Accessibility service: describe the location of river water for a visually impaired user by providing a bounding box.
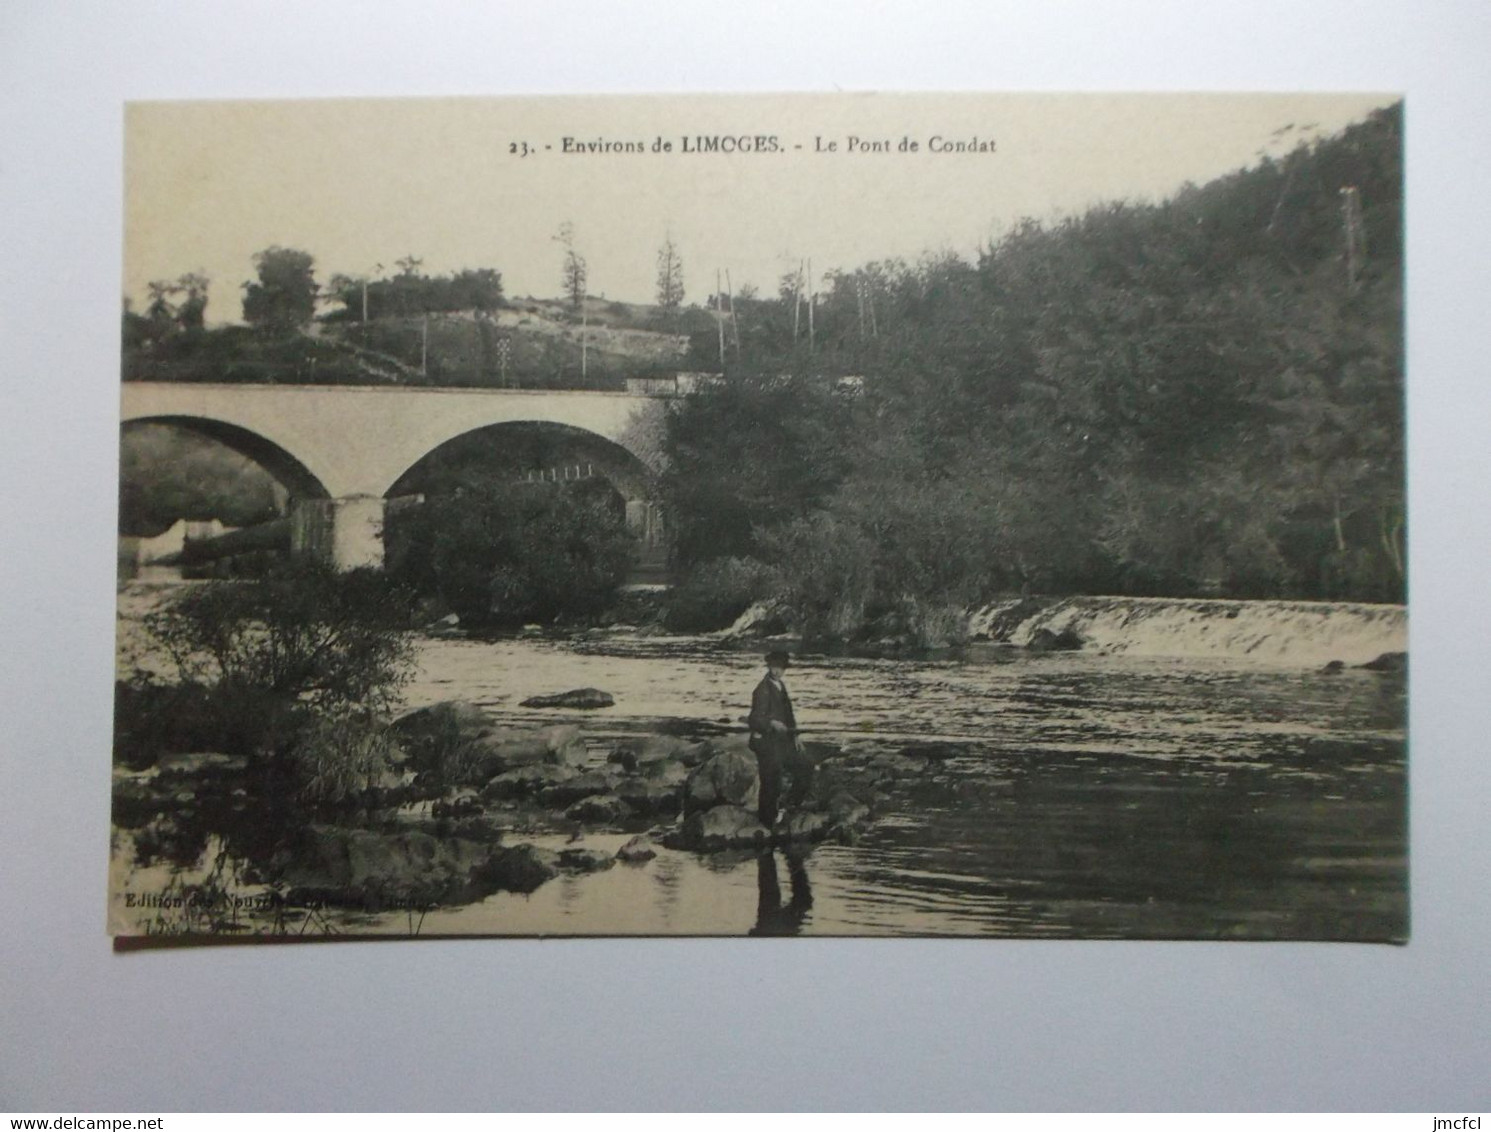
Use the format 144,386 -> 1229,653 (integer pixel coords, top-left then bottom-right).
381,631 -> 1406,940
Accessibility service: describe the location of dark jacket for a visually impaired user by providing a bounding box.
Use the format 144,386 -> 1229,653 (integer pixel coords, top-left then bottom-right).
748,674 -> 797,757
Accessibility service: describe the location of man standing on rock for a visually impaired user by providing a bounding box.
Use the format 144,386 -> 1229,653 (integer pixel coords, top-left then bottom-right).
748,649 -> 813,827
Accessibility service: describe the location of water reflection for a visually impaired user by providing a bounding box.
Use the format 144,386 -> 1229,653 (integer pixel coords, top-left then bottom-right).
749,849 -> 814,936
113,628 -> 1407,940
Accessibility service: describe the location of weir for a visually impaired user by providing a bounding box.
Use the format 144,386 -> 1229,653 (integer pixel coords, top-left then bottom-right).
968,595 -> 1407,667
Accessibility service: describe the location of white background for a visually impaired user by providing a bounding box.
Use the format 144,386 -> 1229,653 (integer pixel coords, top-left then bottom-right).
2,0 -> 1488,1112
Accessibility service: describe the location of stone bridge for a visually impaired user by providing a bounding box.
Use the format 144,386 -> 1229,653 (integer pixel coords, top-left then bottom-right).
120,382 -> 668,569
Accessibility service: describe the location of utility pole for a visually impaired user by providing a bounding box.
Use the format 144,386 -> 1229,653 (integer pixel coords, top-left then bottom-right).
792,260 -> 802,344
361,263 -> 383,324
581,293 -> 589,382
421,312 -> 429,377
806,257 -> 815,352
1340,186 -> 1365,293
725,268 -> 741,359
715,268 -> 726,367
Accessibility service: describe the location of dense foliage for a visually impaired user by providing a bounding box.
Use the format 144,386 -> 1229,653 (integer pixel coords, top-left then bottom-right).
125,567 -> 419,806
145,565 -> 418,715
242,247 -> 319,332
324,264 -> 504,322
663,105 -> 1404,626
387,481 -> 635,627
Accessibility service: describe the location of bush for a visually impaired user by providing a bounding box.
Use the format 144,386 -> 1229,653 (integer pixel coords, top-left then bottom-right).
757,514 -> 879,642
113,679 -> 296,767
662,557 -> 777,632
391,702 -> 492,789
392,485 -> 633,627
288,712 -> 405,806
144,564 -> 418,716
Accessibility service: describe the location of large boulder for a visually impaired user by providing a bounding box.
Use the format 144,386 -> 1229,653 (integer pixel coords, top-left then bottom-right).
280,825 -> 497,907
1359,651 -> 1407,673
538,770 -> 618,809
556,847 -> 615,873
482,725 -> 585,771
616,834 -> 658,863
609,734 -> 707,772
482,763 -> 578,801
474,844 -> 561,894
698,733 -> 755,760
521,687 -> 615,710
777,811 -> 831,842
683,748 -> 759,815
826,790 -> 871,829
615,767 -> 687,816
564,792 -> 631,824
393,701 -> 493,750
393,702 -> 586,782
1027,626 -> 1083,652
668,804 -> 770,851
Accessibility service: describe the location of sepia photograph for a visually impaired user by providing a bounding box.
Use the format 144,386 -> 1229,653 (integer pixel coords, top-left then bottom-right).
110,92 -> 1406,942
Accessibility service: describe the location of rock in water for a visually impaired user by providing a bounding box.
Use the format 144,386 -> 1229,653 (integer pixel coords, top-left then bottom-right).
482,763 -> 578,801
564,793 -> 631,824
538,771 -> 617,808
1027,627 -> 1083,652
683,749 -> 759,815
616,835 -> 657,863
281,825 -> 499,906
615,762 -> 689,816
556,847 -> 615,873
668,804 -> 770,851
521,688 -> 615,709
1359,651 -> 1407,673
474,844 -> 561,894
611,734 -> 706,770
778,811 -> 831,842
827,790 -> 870,829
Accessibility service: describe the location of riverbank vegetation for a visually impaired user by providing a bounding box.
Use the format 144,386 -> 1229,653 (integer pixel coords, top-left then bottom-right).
386,479 -> 635,629
660,105 -> 1403,640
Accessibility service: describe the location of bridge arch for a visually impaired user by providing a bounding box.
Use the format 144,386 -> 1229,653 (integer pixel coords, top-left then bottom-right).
386,419 -> 657,501
120,382 -> 669,569
122,415 -> 331,502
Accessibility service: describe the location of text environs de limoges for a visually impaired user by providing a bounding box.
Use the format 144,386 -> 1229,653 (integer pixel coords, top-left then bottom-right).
557,134 -> 997,155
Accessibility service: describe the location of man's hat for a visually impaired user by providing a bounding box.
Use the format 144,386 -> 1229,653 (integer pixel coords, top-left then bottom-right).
765,649 -> 791,668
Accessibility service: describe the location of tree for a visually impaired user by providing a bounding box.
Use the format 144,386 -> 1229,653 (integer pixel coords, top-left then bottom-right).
145,565 -> 417,716
176,272 -> 209,331
555,223 -> 587,309
241,247 -> 318,332
660,372 -> 856,567
392,483 -> 634,626
656,236 -> 685,311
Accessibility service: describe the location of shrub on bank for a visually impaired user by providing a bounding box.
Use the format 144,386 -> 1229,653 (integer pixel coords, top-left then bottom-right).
757,514 -> 879,643
287,711 -> 406,807
144,564 -> 417,716
662,557 -> 777,633
392,486 -> 634,628
122,566 -> 418,815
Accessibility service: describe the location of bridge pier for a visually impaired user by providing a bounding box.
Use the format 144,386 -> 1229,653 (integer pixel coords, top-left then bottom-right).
290,495 -> 386,570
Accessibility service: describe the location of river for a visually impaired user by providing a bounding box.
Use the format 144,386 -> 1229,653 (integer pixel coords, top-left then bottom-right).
110,592 -> 1408,941
389,630 -> 1406,940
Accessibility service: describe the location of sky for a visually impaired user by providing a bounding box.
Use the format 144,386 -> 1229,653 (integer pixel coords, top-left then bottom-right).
125,92 -> 1396,315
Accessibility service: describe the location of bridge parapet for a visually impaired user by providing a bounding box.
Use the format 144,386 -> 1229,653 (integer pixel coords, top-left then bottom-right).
121,381 -> 669,569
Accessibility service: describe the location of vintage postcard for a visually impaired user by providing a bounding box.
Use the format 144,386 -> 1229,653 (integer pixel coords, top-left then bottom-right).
112,93 -> 1405,941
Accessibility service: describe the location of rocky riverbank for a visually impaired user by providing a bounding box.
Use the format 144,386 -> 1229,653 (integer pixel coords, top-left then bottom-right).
111,696 -> 879,924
